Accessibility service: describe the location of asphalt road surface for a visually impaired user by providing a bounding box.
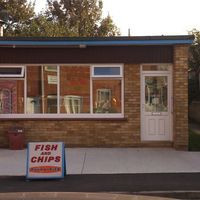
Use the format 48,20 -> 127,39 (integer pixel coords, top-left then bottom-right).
0,173 -> 200,199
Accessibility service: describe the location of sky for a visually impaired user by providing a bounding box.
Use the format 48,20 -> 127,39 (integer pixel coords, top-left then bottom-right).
34,0 -> 200,36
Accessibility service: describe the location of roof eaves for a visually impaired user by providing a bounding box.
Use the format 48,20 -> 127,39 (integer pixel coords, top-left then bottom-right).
0,38 -> 194,48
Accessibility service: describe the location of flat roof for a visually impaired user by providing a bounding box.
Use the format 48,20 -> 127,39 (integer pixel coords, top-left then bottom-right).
0,35 -> 194,48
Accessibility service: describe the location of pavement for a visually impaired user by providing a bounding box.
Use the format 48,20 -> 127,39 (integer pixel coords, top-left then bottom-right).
0,148 -> 200,175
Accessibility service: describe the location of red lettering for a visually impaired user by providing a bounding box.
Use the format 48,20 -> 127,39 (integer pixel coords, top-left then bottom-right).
44,156 -> 49,162
55,156 -> 61,162
35,145 -> 41,151
45,145 -> 51,151
31,157 -> 37,163
48,156 -> 54,162
51,144 -> 58,151
37,156 -> 44,162
34,144 -> 59,152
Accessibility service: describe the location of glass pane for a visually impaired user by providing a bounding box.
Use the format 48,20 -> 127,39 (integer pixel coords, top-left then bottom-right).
145,76 -> 168,112
143,65 -> 169,71
26,66 -> 58,113
94,67 -> 120,76
0,68 -> 22,75
0,80 -> 24,113
60,66 -> 90,114
93,80 -> 121,113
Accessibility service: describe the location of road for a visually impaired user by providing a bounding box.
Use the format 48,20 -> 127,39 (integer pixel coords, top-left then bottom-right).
0,173 -> 200,199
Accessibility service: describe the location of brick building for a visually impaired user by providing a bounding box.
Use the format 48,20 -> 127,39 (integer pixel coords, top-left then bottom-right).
0,36 -> 193,150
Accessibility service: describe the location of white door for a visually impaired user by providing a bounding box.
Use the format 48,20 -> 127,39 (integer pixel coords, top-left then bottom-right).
141,72 -> 172,141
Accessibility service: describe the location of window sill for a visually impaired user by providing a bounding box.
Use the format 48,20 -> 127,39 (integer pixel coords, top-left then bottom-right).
0,117 -> 127,121
0,113 -> 127,121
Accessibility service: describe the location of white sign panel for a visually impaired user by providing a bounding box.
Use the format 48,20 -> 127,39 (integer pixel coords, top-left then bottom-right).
48,75 -> 57,84
26,142 -> 65,179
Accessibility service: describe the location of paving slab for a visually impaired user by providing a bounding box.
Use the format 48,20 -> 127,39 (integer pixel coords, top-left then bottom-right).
82,148 -> 200,174
0,148 -> 200,176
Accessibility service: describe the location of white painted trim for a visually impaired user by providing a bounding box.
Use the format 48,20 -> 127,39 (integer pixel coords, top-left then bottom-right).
57,65 -> 60,114
90,66 -> 93,114
24,66 -> 27,114
0,63 -> 124,67
41,66 -> 45,114
140,65 -> 144,141
0,113 -> 124,119
121,64 -> 124,116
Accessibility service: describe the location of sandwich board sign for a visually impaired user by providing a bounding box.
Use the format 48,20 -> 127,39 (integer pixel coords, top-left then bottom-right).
26,142 -> 66,179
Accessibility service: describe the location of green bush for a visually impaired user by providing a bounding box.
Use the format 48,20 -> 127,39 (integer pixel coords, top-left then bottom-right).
189,130 -> 200,151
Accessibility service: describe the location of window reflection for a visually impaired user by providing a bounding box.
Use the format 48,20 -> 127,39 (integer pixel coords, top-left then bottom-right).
145,76 -> 168,112
143,65 -> 169,71
26,66 -> 58,113
93,80 -> 121,113
60,66 -> 90,114
0,80 -> 24,114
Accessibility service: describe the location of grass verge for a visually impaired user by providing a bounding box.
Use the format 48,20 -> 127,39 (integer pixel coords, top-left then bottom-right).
189,129 -> 200,151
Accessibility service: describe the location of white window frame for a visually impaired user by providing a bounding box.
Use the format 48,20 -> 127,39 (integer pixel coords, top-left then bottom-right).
0,64 -> 124,119
0,66 -> 25,78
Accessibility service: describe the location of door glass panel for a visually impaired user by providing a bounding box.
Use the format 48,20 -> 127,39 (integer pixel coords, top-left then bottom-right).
145,76 -> 168,112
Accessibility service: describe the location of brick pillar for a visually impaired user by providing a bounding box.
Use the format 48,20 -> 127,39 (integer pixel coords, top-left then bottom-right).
173,45 -> 189,150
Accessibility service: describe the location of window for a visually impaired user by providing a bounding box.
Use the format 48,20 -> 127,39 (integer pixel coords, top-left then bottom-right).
92,65 -> 122,114
0,66 -> 24,77
92,65 -> 122,77
26,66 -> 58,114
142,64 -> 170,71
0,80 -> 24,114
64,95 -> 82,114
60,66 -> 90,114
0,65 -> 123,118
